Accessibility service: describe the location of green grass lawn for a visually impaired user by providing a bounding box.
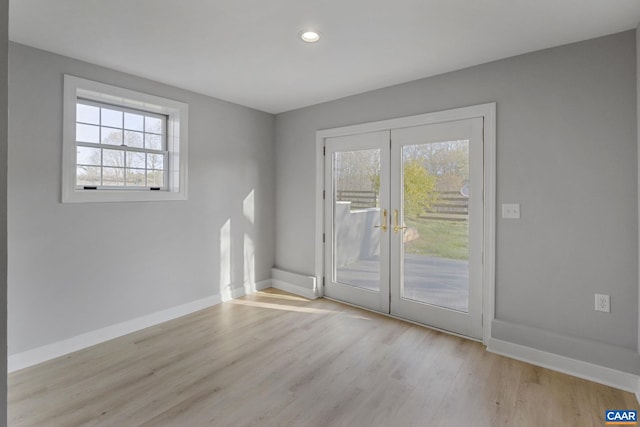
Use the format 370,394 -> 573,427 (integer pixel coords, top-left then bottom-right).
404,217 -> 469,260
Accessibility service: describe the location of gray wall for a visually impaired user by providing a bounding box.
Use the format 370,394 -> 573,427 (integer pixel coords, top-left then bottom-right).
637,23 -> 640,356
275,31 -> 638,371
0,0 -> 7,424
8,43 -> 275,355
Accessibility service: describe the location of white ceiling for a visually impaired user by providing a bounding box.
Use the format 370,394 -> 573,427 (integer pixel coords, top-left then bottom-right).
9,0 -> 640,114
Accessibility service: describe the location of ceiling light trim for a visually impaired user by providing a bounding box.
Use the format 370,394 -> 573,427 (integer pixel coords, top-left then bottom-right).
299,30 -> 321,43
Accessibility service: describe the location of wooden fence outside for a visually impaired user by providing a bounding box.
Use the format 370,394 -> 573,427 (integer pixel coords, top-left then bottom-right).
336,190 -> 378,209
420,191 -> 468,222
335,189 -> 467,221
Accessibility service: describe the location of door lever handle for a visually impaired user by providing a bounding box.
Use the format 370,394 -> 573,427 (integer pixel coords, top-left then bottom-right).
394,209 -> 407,233
374,209 -> 388,232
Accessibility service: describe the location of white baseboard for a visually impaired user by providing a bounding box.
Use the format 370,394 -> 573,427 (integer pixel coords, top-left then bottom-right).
9,294 -> 222,373
487,337 -> 640,394
221,279 -> 272,301
256,279 -> 271,291
9,279 -> 275,373
271,279 -> 317,300
271,268 -> 317,299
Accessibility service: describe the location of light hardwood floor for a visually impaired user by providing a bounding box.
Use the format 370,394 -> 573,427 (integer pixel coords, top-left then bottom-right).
9,288 -> 640,426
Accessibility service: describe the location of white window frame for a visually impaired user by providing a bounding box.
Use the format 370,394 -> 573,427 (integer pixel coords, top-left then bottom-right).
75,99 -> 169,190
62,74 -> 189,202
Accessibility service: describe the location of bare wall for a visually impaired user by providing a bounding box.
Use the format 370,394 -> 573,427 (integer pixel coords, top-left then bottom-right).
275,31 -> 638,372
637,23 -> 640,357
8,43 -> 275,355
0,0 -> 8,424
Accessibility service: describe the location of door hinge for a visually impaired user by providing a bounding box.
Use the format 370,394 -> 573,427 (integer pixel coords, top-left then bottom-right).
323,233 -> 325,243
322,277 -> 325,287
323,190 -> 325,200
323,146 -> 326,156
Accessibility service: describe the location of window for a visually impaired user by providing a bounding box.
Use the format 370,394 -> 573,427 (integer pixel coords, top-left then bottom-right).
63,75 -> 188,202
75,100 -> 168,189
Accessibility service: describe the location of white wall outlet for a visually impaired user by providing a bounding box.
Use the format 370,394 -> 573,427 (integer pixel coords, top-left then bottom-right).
595,294 -> 610,313
501,203 -> 520,219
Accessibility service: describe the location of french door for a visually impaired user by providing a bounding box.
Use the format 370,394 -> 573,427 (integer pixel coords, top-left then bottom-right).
324,118 -> 484,339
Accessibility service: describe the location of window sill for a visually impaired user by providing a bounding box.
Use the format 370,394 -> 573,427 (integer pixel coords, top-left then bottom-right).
62,189 -> 187,203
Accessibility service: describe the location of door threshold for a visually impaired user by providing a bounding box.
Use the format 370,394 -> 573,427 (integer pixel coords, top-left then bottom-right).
323,296 -> 483,344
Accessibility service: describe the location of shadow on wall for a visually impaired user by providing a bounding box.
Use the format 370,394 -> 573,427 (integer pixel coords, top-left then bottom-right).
220,189 -> 259,301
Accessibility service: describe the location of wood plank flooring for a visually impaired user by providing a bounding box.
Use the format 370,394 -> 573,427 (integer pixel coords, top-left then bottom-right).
9,288 -> 640,426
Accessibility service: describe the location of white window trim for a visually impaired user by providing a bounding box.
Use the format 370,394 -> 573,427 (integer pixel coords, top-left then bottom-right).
62,74 -> 189,202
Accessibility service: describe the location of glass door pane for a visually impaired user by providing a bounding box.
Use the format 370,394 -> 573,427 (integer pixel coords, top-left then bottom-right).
401,140 -> 470,312
390,117 -> 483,339
333,149 -> 381,291
324,130 -> 390,314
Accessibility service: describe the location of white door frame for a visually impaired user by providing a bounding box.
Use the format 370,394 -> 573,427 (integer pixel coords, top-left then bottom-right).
315,103 -> 496,344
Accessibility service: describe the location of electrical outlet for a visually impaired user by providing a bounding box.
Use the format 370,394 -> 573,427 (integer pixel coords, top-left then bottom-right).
595,294 -> 610,313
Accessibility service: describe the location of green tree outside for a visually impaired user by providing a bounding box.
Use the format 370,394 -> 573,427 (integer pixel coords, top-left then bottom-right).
403,160 -> 438,218
370,160 -> 439,217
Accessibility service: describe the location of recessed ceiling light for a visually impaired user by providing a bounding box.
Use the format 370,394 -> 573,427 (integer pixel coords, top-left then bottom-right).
299,30 -> 320,43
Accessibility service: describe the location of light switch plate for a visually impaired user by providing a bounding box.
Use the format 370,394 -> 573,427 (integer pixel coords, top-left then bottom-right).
502,203 -> 520,219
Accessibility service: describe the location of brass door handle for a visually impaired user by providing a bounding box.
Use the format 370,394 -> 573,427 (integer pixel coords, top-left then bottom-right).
374,209 -> 388,232
394,209 -> 407,233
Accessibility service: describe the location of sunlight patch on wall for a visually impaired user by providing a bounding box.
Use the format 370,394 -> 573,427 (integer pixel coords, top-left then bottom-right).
220,218 -> 232,301
243,189 -> 254,224
243,189 -> 256,295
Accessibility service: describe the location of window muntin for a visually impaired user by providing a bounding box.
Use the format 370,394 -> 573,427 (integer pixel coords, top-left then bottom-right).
75,99 -> 168,190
